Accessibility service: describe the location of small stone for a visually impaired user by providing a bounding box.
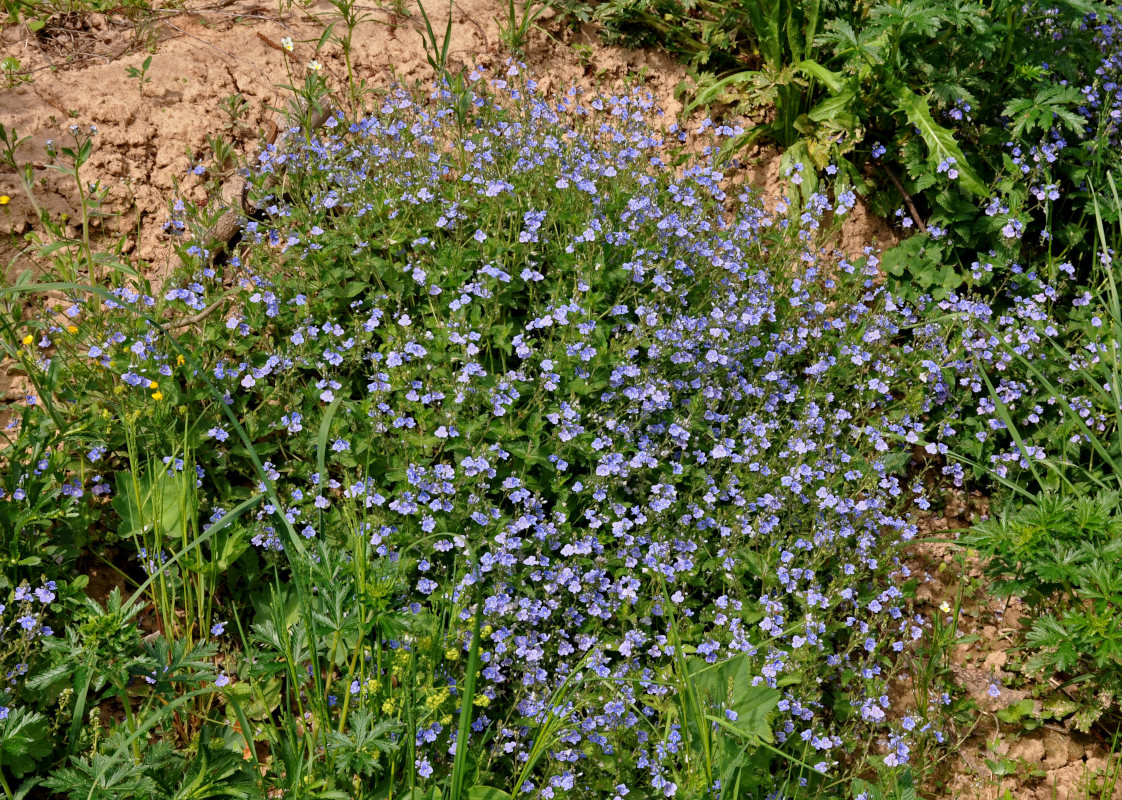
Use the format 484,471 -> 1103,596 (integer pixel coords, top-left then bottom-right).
1009,737 -> 1045,763
983,650 -> 1008,671
1042,731 -> 1073,769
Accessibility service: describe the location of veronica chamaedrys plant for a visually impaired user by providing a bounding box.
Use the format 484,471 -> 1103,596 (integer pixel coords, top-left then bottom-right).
947,173 -> 1122,497
8,61 -> 972,797
156,64 -> 949,796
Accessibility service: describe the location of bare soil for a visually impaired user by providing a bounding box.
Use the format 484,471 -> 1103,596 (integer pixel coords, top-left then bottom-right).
911,500 -> 1122,800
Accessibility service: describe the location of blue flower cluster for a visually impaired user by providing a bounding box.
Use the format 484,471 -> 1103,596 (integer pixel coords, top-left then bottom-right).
164,66 -> 951,792
9,60 -> 1117,796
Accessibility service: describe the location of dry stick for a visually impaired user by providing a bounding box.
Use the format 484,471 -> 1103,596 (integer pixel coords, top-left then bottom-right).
166,104 -> 331,333
255,30 -> 289,52
166,297 -> 228,331
200,104 -> 333,259
882,163 -> 927,235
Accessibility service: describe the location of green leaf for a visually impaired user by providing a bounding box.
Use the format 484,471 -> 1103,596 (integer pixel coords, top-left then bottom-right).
224,676 -> 283,720
996,698 -> 1036,724
111,464 -> 195,539
795,59 -> 844,94
880,236 -> 928,278
183,521 -> 249,578
315,392 -> 344,527
0,708 -> 51,778
467,789 -> 512,800
889,80 -> 986,196
689,69 -> 763,111
806,88 -> 858,127
742,0 -> 783,68
729,684 -> 781,743
1004,86 -> 1087,139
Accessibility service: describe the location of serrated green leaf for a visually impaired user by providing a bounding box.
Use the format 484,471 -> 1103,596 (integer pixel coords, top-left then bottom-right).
795,59 -> 845,93
890,80 -> 986,196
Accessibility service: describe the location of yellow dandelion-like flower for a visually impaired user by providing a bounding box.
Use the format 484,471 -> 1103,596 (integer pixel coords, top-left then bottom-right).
66,325 -> 78,334
0,196 -> 10,206
21,334 -> 32,345
148,380 -> 159,389
151,391 -> 164,401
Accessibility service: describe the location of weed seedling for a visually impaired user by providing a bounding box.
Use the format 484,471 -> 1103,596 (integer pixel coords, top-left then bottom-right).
125,55 -> 153,96
1,56 -> 30,88
319,0 -> 374,115
495,0 -> 553,54
219,92 -> 251,134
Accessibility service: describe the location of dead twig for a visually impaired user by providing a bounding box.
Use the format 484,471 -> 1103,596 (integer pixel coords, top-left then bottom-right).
881,164 -> 927,235
166,296 -> 227,330
255,30 -> 286,52
199,104 -> 332,262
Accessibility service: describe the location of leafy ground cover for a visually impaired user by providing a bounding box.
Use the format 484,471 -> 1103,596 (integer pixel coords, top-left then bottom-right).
1,0 -> 1122,798
569,0 -> 1122,301
552,1 -> 1122,785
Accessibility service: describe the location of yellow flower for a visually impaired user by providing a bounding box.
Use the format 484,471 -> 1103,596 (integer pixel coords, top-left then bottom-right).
473,694 -> 490,707
176,355 -> 185,366
151,391 -> 163,401
148,380 -> 159,389
66,325 -> 78,334
445,647 -> 460,661
426,688 -> 448,710
381,698 -> 395,714
0,196 -> 9,205
21,334 -> 32,345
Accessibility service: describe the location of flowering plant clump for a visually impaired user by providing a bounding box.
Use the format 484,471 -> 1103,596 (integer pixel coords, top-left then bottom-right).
3,61 -> 1115,798
583,0 -> 1122,310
